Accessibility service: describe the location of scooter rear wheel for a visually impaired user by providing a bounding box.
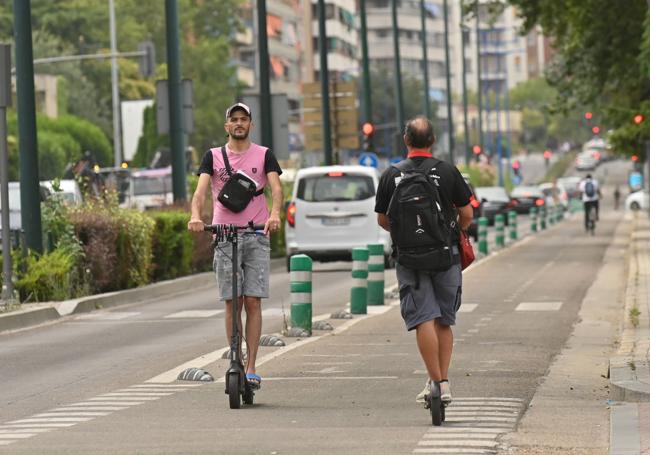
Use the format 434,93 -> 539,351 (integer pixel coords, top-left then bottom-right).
227,372 -> 241,409
429,395 -> 443,426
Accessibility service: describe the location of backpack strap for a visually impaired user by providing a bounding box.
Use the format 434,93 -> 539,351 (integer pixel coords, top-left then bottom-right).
221,146 -> 263,196
392,157 -> 440,175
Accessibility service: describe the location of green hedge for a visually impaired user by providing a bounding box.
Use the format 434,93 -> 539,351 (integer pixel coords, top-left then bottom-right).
16,249 -> 87,302
148,211 -> 194,281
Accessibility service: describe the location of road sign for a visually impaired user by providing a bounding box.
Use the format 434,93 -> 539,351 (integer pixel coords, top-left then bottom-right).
629,171 -> 643,191
359,152 -> 379,168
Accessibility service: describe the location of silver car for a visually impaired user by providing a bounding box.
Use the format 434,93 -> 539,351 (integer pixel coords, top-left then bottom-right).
284,165 -> 392,270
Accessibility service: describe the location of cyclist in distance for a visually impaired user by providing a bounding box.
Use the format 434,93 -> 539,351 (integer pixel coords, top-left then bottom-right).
188,102 -> 283,390
579,173 -> 601,232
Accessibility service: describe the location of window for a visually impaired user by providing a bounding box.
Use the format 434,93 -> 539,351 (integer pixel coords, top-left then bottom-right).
297,175 -> 375,202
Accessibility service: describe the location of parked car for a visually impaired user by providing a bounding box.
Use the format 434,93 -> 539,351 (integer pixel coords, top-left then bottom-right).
575,151 -> 597,171
539,182 -> 569,211
284,165 -> 391,270
625,190 -> 649,211
557,176 -> 581,200
474,186 -> 514,224
120,167 -> 173,211
461,173 -> 482,241
510,186 -> 546,214
42,179 -> 83,205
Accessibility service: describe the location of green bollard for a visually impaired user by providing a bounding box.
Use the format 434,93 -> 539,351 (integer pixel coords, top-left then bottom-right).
508,210 -> 517,241
478,217 -> 488,255
366,244 -> 385,306
290,254 -> 312,333
495,214 -> 505,248
530,207 -> 538,232
557,206 -> 564,223
548,206 -> 556,225
540,206 -> 547,230
350,247 -> 369,314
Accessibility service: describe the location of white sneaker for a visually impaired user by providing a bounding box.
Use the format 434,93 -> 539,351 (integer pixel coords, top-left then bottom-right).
440,380 -> 452,404
416,379 -> 431,404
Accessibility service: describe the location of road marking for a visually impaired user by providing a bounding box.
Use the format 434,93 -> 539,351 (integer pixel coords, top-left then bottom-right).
0,429 -> 53,434
34,412 -> 111,418
458,304 -> 478,313
75,311 -> 140,320
164,310 -> 223,318
468,329 -> 479,333
52,407 -> 127,412
0,434 -> 35,439
0,423 -> 77,428
303,366 -> 346,374
303,362 -> 354,365
262,376 -> 399,381
89,396 -> 161,401
9,418 -> 93,424
515,301 -> 563,311
261,308 -> 287,317
412,398 -> 525,454
99,392 -> 173,397
0,441 -> 16,445
68,401 -> 144,406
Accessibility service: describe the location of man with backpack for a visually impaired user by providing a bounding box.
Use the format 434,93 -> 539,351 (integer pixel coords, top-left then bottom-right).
374,116 -> 473,408
579,174 -> 601,231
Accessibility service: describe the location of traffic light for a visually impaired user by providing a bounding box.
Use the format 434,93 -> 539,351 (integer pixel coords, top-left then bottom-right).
632,155 -> 639,162
512,159 -> 521,176
361,122 -> 374,151
592,126 -> 600,134
472,145 -> 481,155
584,112 -> 593,120
634,114 -> 645,125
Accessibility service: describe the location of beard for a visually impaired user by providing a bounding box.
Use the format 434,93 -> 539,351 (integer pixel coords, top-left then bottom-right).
230,128 -> 249,140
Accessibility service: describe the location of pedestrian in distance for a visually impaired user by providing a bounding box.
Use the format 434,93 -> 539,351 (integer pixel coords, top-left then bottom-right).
614,185 -> 621,210
579,173 -> 601,231
374,116 -> 474,409
188,102 -> 284,390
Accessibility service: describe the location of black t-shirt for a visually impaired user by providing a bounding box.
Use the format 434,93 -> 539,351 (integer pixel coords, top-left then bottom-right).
375,157 -> 472,240
197,147 -> 283,177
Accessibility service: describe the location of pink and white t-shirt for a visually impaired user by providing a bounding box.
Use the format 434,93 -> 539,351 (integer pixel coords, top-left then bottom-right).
197,143 -> 282,226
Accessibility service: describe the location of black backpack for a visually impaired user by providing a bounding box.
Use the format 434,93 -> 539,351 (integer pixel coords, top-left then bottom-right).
386,158 -> 455,272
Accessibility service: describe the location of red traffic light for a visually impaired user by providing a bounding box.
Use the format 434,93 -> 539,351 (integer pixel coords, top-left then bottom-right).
584,112 -> 593,120
543,150 -> 552,159
632,155 -> 639,162
634,114 -> 645,125
592,126 -> 600,134
512,160 -> 521,170
362,122 -> 374,136
472,145 -> 481,155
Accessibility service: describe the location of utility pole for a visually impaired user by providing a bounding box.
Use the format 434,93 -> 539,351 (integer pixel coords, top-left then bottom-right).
419,0 -> 431,120
317,0 -> 333,165
359,0 -> 372,124
109,0 -> 122,168
443,0 -> 454,163
165,0 -> 187,201
13,0 -> 42,253
0,44 -> 13,303
391,0 -> 405,150
475,2 -> 484,155
461,25 -> 470,166
257,0 -> 273,150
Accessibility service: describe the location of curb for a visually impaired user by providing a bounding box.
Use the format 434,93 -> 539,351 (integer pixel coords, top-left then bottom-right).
0,272 -> 216,334
610,402 -> 641,454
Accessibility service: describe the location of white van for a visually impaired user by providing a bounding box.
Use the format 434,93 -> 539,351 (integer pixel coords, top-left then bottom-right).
122,167 -> 173,211
284,165 -> 392,270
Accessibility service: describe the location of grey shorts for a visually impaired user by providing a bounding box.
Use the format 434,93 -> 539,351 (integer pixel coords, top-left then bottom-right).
396,260 -> 462,330
213,233 -> 271,301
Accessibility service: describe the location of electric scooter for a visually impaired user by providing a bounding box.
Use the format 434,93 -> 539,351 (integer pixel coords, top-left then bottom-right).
204,222 -> 266,409
425,382 -> 446,426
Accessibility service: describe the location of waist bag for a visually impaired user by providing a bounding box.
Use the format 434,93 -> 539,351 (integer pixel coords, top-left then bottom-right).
217,147 -> 263,213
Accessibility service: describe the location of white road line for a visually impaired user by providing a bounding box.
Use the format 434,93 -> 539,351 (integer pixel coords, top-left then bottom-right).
467,329 -> 480,333
0,441 -> 16,445
453,397 -> 523,402
424,428 -> 504,434
89,396 -> 160,401
516,301 -> 563,311
413,449 -> 495,454
116,388 -> 190,393
0,429 -> 53,434
99,392 -> 173,397
262,376 -> 399,381
261,308 -> 286,317
34,412 -> 110,418
418,440 -> 497,447
130,384 -> 200,388
0,434 -> 36,439
0,423 -> 77,428
75,311 -> 140,320
422,433 -> 502,439
458,304 -> 478,313
442,407 -> 519,412
164,310 -> 223,319
445,416 -> 516,422
9,417 -> 93,424
69,401 -> 144,406
52,407 -> 126,412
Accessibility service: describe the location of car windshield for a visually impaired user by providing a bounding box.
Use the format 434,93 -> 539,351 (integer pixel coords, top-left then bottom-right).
132,175 -> 172,196
475,187 -> 509,202
512,187 -> 542,198
297,174 -> 375,202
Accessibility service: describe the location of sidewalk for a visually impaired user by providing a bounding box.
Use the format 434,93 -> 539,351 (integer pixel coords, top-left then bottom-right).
610,214 -> 650,454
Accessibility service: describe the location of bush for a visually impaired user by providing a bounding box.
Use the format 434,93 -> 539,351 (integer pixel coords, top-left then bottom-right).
40,115 -> 112,166
148,210 -> 194,281
16,249 -> 87,302
70,201 -> 154,293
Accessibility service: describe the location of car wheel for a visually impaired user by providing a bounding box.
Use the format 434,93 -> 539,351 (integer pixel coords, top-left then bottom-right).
631,201 -> 641,211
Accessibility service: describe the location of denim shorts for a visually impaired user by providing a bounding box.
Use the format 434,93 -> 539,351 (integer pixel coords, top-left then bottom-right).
213,233 -> 271,301
396,259 -> 462,330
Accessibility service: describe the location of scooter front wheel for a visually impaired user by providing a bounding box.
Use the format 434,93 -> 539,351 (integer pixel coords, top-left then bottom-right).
227,372 -> 241,409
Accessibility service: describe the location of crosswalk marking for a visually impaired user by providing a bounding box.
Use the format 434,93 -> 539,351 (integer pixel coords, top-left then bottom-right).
0,381 -> 206,448
458,304 -> 478,313
75,311 -> 140,320
515,301 -> 563,311
164,310 -> 223,318
412,397 -> 524,454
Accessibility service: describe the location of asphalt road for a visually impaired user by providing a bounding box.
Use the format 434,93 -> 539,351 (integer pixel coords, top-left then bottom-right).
0,160 -> 631,453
